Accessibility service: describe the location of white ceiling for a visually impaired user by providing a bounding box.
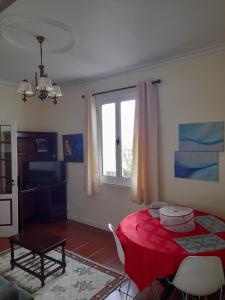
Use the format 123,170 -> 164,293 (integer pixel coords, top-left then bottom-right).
0,0 -> 225,86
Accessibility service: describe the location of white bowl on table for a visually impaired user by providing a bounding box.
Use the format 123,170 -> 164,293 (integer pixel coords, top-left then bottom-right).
159,205 -> 195,232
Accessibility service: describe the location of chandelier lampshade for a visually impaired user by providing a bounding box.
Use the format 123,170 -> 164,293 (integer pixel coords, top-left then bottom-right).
17,79 -> 34,102
48,82 -> 63,104
37,77 -> 53,91
17,79 -> 34,95
48,83 -> 62,97
18,36 -> 62,104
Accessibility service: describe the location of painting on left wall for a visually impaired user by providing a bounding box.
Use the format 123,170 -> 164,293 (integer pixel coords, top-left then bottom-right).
63,134 -> 84,162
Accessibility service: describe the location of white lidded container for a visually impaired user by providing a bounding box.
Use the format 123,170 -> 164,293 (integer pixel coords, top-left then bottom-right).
159,206 -> 195,232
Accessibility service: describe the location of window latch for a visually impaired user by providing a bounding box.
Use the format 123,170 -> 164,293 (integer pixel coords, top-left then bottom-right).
116,138 -> 120,146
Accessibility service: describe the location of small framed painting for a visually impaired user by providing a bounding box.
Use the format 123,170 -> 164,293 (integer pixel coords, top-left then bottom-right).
63,134 -> 84,162
36,138 -> 48,152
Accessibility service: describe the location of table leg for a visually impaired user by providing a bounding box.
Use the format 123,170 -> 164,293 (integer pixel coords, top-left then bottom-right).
62,242 -> 66,273
9,240 -> 15,270
40,255 -> 45,287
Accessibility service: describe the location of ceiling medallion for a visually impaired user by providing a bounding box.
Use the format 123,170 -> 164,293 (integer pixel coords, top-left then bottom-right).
17,35 -> 62,105
0,14 -> 77,53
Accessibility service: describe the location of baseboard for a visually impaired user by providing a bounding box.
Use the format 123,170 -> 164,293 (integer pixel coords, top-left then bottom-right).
67,214 -> 109,231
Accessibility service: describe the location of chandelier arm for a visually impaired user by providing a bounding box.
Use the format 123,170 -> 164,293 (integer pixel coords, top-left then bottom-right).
53,97 -> 57,105
35,72 -> 38,90
22,94 -> 27,102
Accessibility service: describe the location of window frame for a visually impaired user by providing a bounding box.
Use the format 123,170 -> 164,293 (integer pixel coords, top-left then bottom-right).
96,88 -> 136,186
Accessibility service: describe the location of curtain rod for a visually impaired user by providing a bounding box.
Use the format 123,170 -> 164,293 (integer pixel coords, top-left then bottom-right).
81,79 -> 161,99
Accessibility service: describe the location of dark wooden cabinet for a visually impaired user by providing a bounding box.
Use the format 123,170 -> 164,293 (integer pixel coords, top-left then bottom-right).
17,131 -> 67,230
19,182 -> 67,229
17,131 -> 57,188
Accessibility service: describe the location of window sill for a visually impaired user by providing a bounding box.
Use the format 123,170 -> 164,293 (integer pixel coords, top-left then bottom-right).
101,181 -> 131,190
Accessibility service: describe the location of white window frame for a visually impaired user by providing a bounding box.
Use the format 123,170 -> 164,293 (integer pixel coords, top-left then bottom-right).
96,88 -> 136,186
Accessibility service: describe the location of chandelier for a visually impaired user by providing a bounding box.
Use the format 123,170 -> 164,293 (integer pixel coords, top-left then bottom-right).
17,36 -> 62,105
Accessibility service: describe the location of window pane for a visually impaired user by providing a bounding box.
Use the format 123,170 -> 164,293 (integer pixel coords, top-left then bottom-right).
0,125 -> 12,193
121,100 -> 135,178
102,103 -> 116,177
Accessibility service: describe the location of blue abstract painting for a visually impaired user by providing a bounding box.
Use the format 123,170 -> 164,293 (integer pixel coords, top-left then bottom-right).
179,122 -> 224,152
175,151 -> 218,181
63,134 -> 84,162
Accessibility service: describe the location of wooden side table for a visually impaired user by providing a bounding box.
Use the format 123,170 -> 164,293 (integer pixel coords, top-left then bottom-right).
9,231 -> 67,287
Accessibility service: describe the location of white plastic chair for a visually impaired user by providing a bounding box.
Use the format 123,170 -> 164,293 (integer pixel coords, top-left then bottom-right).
172,256 -> 224,299
108,223 -> 125,265
149,201 -> 169,209
108,223 -> 131,298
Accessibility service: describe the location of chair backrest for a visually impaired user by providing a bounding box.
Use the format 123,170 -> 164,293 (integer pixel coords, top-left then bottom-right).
172,256 -> 225,296
149,201 -> 169,209
108,223 -> 125,265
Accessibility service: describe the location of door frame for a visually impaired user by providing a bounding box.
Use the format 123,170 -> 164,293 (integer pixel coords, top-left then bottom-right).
0,121 -> 18,237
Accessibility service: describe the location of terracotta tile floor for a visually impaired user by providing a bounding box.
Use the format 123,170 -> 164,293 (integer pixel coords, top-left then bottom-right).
0,220 -> 223,300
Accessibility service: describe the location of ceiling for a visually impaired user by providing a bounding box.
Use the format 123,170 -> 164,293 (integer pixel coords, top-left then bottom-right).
0,0 -> 225,86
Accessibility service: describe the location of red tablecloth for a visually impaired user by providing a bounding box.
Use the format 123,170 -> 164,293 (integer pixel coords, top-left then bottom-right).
117,209 -> 225,291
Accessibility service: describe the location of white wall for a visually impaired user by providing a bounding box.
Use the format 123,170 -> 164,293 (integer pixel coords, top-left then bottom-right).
34,51 -> 225,228
0,84 -> 48,131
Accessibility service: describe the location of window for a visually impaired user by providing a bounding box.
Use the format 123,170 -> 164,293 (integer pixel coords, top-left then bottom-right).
96,89 -> 136,185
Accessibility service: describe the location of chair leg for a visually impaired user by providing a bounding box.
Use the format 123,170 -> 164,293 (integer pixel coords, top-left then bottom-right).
220,286 -> 223,300
106,273 -> 130,298
118,275 -> 133,297
126,279 -> 131,299
118,276 -> 129,292
180,291 -> 189,300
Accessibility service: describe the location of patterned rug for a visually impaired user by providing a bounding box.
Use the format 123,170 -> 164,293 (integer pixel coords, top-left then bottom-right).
0,248 -> 125,300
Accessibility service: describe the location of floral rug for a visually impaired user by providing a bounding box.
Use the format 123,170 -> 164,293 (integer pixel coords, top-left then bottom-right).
0,248 -> 125,300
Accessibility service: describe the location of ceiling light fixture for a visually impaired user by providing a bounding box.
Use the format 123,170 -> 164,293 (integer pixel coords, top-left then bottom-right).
17,36 -> 62,105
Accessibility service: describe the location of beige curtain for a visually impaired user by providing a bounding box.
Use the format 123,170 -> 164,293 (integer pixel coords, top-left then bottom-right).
131,81 -> 159,205
84,93 -> 101,195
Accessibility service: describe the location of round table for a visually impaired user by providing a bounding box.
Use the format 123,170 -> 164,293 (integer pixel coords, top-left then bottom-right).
117,209 -> 225,292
